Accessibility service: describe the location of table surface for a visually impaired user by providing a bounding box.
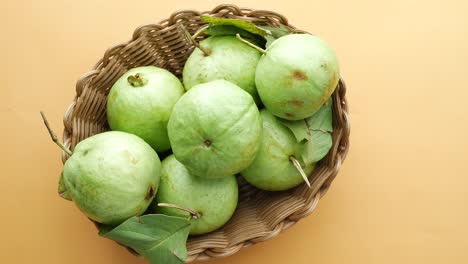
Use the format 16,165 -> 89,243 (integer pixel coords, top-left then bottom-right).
2,0 -> 468,263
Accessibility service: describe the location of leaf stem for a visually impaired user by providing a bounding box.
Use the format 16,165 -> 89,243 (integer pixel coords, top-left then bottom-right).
158,203 -> 201,220
236,34 -> 267,54
40,111 -> 73,156
192,24 -> 209,39
180,24 -> 210,56
289,156 -> 311,188
254,25 -> 272,35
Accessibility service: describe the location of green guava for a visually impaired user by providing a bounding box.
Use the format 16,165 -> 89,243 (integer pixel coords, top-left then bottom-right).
154,155 -> 238,235
241,110 -> 315,191
183,36 -> 262,104
167,79 -> 262,179
107,66 -> 185,153
255,34 -> 340,120
62,131 -> 161,225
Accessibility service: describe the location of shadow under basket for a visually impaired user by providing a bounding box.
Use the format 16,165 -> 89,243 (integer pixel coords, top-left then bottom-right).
61,4 -> 350,263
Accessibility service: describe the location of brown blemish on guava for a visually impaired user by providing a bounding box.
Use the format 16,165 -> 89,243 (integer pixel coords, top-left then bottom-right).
288,99 -> 304,106
292,70 -> 308,81
145,185 -> 155,200
285,112 -> 294,118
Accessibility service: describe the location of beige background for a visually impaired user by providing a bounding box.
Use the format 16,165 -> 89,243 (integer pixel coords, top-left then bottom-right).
2,0 -> 468,263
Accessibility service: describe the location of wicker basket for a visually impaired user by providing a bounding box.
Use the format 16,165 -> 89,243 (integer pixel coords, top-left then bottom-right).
61,4 -> 350,262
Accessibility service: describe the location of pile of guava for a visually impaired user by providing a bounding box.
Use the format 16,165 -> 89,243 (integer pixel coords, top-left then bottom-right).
44,16 -> 340,264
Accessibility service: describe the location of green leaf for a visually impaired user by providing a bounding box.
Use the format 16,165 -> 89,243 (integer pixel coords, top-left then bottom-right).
257,25 -> 292,48
200,16 -> 292,49
306,99 -> 333,132
58,173 -> 71,201
279,99 -> 333,143
201,16 -> 269,36
258,25 -> 291,38
299,100 -> 334,163
280,119 -> 310,142
204,25 -> 257,38
204,25 -> 266,46
100,214 -> 191,264
278,100 -> 334,163
263,35 -> 276,48
300,130 -> 333,164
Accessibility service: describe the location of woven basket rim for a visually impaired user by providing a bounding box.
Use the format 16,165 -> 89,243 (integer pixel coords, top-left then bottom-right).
61,4 -> 350,262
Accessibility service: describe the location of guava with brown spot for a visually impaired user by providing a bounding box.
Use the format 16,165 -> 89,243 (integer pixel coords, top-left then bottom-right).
62,131 -> 161,225
168,79 -> 262,179
255,34 -> 340,120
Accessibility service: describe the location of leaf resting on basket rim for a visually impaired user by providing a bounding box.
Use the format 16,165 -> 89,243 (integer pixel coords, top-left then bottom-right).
99,214 -> 191,264
200,16 -> 292,48
201,16 -> 270,36
203,25 -> 266,46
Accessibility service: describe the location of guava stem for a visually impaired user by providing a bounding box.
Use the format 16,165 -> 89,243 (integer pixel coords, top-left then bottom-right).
40,111 -> 73,156
179,24 -> 210,56
158,203 -> 202,220
289,156 -> 311,188
127,73 -> 147,87
236,34 -> 267,54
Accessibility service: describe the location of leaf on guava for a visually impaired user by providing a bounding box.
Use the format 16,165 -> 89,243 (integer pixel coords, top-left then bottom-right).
204,25 -> 266,46
58,173 -> 71,201
258,24 -> 291,38
279,100 -> 334,163
257,25 -> 291,48
100,214 -> 191,264
279,100 -> 333,143
263,35 -> 276,48
300,130 -> 333,164
200,16 -> 292,49
299,100 -> 334,163
306,99 -> 333,132
280,119 -> 310,142
201,16 -> 269,36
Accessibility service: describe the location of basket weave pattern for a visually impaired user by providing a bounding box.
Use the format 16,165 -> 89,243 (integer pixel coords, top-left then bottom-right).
61,4 -> 350,262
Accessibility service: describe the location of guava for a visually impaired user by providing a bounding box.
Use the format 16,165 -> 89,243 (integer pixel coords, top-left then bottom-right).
62,131 -> 161,225
107,66 -> 185,153
255,34 -> 340,120
167,79 -> 262,179
241,110 -> 315,191
154,155 -> 238,235
183,36 -> 262,104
